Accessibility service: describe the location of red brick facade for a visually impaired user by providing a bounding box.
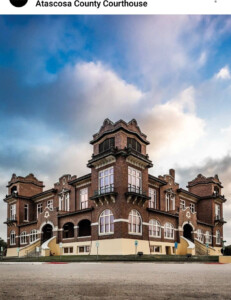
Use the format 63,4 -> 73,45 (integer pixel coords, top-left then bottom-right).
4,119 -> 226,254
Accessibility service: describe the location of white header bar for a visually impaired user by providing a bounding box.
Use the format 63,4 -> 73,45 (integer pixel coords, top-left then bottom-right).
1,0 -> 231,15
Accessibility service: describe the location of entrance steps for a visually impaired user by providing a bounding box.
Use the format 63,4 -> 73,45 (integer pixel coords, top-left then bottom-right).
41,236 -> 59,256
194,239 -> 218,256
19,239 -> 41,257
176,236 -> 195,256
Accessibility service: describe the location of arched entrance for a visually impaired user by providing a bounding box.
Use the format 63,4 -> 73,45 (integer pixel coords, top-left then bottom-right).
42,224 -> 53,243
78,219 -> 91,237
183,224 -> 193,241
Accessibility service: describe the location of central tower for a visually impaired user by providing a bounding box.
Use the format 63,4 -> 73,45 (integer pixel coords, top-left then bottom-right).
88,119 -> 153,241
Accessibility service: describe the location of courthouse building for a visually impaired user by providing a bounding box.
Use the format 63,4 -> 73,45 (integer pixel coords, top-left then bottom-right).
4,119 -> 226,256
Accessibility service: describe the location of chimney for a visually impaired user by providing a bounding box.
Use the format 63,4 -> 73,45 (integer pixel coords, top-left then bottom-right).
169,169 -> 175,180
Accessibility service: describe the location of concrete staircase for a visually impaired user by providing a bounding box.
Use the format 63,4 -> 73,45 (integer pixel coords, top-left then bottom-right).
176,236 -> 195,256
19,239 -> 41,257
194,239 -> 218,256
41,236 -> 59,256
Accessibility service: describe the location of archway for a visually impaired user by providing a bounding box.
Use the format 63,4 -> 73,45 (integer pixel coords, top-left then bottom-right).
42,224 -> 53,243
78,219 -> 91,237
63,222 -> 74,239
183,224 -> 193,241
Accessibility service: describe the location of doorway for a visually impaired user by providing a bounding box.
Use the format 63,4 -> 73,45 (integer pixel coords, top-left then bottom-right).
183,224 -> 193,241
42,224 -> 53,243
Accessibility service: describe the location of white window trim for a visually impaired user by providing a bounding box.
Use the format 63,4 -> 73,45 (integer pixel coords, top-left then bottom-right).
24,204 -> 29,222
98,209 -> 114,235
149,219 -> 161,238
216,230 -> 221,244
149,188 -> 157,209
20,232 -> 27,245
164,223 -> 174,240
47,199 -> 53,211
30,230 -> 38,243
80,187 -> 88,210
37,203 -> 43,219
190,203 -> 195,213
128,209 -> 142,235
180,199 -> 186,210
98,166 -> 114,193
128,166 -> 142,193
10,231 -> 16,245
10,204 -> 16,220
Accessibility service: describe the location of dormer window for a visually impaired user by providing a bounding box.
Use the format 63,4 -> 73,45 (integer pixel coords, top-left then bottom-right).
99,138 -> 115,153
214,186 -> 220,196
127,138 -> 141,153
11,186 -> 17,195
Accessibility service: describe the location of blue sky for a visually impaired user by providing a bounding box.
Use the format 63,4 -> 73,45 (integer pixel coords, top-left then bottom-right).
1,15 -> 231,243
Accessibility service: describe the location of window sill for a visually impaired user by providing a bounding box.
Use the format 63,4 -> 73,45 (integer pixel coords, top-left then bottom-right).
149,235 -> 161,238
164,237 -> 174,240
98,232 -> 114,236
128,232 -> 142,236
78,236 -> 91,238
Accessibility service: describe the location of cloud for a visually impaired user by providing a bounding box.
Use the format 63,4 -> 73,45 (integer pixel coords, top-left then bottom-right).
215,66 -> 231,80
141,87 -> 205,159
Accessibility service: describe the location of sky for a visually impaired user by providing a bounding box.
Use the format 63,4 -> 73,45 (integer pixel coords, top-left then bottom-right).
0,15 -> 231,244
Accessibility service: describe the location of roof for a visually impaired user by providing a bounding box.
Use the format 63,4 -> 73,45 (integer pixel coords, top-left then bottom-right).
90,119 -> 150,145
148,174 -> 167,186
68,173 -> 91,185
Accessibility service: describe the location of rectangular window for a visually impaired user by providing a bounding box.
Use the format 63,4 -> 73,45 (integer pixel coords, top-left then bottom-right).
80,188 -> 88,209
24,204 -> 29,221
180,200 -> 185,210
127,138 -> 141,153
10,204 -> 16,220
78,246 -> 90,253
63,247 -> 73,254
149,188 -> 157,209
128,167 -> 142,193
47,200 -> 53,211
215,204 -> 220,219
99,167 -> 114,194
150,246 -> 161,253
59,195 -> 63,210
190,203 -> 195,213
37,203 -> 43,218
65,194 -> 70,211
165,193 -> 175,211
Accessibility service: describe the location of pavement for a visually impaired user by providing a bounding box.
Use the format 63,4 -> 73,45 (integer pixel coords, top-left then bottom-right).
0,262 -> 230,299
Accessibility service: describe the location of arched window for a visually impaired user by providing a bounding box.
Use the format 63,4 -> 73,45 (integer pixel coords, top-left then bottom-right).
99,138 -> 115,153
30,229 -> 38,243
205,231 -> 212,244
11,186 -> 17,195
214,186 -> 220,196
164,223 -> 174,239
78,219 -> 91,237
197,229 -> 204,242
216,230 -> 221,244
99,209 -> 114,234
128,210 -> 142,234
10,231 -> 16,245
149,219 -> 161,237
63,222 -> 74,238
20,231 -> 27,245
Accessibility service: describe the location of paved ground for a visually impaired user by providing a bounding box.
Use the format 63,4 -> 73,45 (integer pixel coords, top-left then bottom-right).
0,262 -> 231,299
